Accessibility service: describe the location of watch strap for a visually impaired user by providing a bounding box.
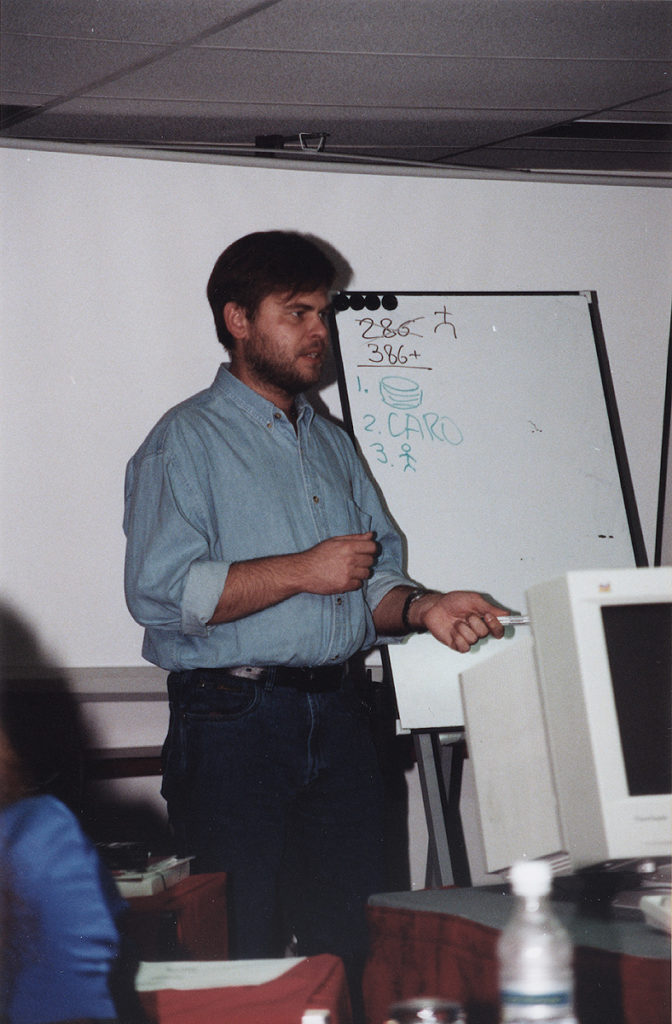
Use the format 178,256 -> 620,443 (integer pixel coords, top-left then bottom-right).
401,588 -> 430,634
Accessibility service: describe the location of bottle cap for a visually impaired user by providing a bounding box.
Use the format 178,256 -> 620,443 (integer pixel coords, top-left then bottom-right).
386,998 -> 465,1023
509,859 -> 552,897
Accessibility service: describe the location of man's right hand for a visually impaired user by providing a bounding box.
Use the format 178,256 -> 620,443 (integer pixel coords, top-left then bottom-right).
207,532 -> 377,625
299,532 -> 378,595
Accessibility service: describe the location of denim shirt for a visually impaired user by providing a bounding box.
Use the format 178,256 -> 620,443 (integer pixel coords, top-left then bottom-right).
124,366 -> 413,671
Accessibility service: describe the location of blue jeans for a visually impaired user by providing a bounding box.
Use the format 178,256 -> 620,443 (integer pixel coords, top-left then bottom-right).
162,668 -> 386,972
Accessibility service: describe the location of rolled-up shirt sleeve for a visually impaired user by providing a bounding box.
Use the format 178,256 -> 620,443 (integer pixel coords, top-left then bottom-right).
124,446 -> 229,638
364,505 -> 410,615
181,559 -> 231,635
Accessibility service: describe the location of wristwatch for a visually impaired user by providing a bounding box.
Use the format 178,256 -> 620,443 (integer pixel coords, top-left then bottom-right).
401,588 -> 430,634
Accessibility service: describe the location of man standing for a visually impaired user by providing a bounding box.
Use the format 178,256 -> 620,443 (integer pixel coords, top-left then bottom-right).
124,231 -> 506,1008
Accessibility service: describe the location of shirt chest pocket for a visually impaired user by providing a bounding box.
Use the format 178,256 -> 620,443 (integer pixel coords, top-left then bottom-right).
310,495 -> 372,538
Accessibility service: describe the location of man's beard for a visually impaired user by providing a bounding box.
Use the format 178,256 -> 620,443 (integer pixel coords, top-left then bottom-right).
245,327 -> 323,396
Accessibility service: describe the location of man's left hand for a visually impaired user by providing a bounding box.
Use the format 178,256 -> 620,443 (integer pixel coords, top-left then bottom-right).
411,591 -> 508,652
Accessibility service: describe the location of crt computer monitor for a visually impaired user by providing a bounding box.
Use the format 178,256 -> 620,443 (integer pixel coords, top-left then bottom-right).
459,567 -> 671,876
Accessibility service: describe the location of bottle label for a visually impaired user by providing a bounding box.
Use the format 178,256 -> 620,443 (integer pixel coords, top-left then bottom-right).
501,989 -> 572,1010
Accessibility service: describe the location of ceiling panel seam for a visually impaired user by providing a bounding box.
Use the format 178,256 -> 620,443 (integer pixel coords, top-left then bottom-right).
0,0 -> 287,131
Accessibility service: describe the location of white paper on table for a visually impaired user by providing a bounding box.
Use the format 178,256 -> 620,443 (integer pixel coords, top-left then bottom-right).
135,957 -> 305,991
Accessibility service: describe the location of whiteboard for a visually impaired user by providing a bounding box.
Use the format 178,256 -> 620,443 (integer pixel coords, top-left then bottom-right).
332,291 -> 641,729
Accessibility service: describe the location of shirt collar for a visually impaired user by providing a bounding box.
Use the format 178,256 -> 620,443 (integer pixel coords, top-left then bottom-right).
212,364 -> 315,429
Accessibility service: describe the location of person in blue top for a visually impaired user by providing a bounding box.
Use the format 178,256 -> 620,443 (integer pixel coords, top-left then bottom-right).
0,705 -> 127,1024
123,231 -> 506,1015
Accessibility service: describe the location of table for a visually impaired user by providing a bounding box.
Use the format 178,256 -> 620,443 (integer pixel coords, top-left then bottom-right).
125,873 -> 229,960
136,954 -> 352,1024
363,886 -> 670,1024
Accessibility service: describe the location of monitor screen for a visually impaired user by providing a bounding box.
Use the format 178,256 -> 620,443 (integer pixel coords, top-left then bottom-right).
601,602 -> 672,797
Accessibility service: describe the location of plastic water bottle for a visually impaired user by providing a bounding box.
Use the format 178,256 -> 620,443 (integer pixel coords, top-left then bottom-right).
498,860 -> 578,1023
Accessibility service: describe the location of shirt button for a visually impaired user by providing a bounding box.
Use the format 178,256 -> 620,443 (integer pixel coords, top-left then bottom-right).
313,495 -> 320,504
336,597 -> 343,605
274,412 -> 282,420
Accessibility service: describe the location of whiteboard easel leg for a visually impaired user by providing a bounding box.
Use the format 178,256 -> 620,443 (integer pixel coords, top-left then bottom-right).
413,731 -> 471,889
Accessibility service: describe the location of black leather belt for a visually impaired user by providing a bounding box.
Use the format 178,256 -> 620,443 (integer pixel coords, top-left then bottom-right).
226,662 -> 347,693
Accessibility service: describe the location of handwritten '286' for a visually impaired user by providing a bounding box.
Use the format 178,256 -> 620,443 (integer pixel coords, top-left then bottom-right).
357,310 -> 458,339
358,317 -> 424,339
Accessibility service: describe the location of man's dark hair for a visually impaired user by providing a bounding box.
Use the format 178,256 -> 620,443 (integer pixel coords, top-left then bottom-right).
207,230 -> 336,352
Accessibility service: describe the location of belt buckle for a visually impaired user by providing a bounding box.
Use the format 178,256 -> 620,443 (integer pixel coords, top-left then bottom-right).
299,663 -> 344,692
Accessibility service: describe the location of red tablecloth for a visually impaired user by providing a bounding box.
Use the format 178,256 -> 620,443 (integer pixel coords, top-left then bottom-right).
125,873 -> 228,960
138,954 -> 352,1024
363,899 -> 671,1024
